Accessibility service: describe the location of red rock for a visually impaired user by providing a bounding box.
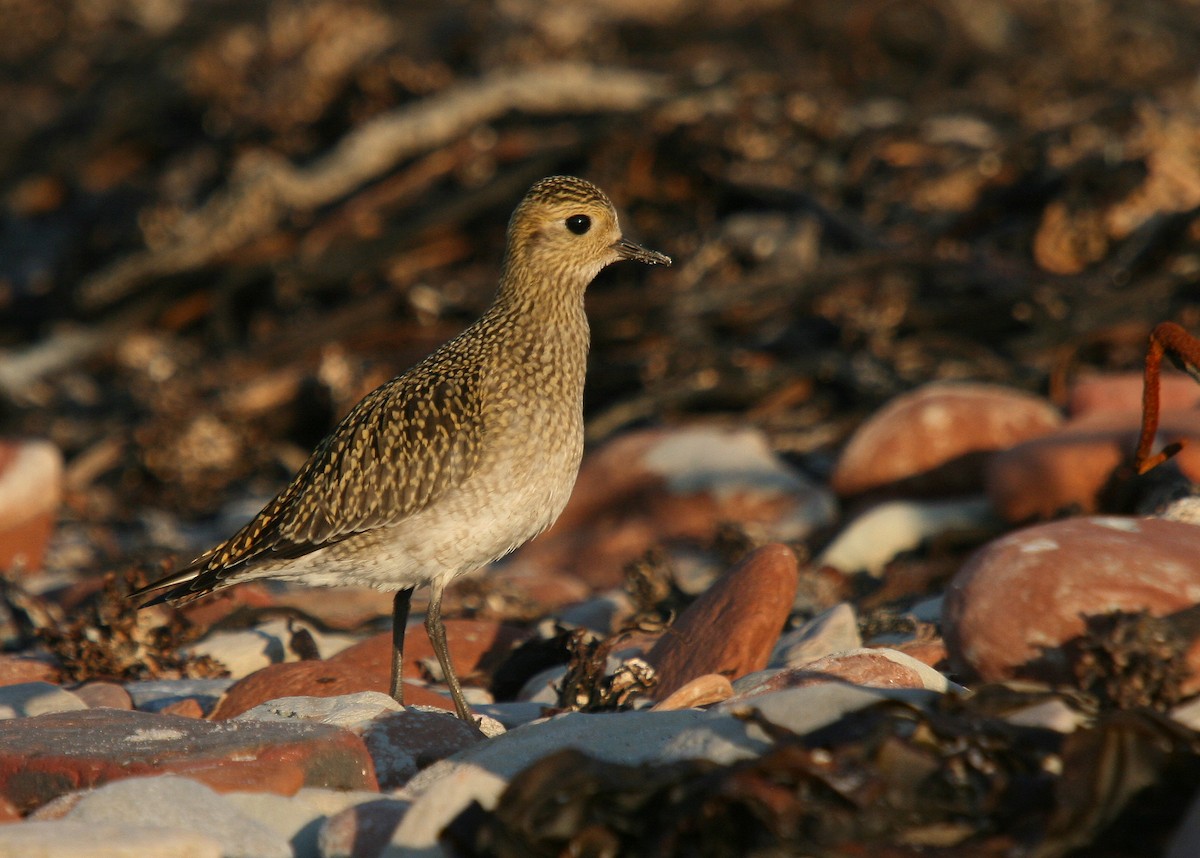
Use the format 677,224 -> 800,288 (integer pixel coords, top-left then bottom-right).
0,655 -> 59,688
944,516 -> 1200,688
330,618 -> 526,686
646,544 -> 798,701
728,648 -> 948,702
1068,371 -> 1200,418
891,638 -> 949,670
507,426 -> 832,590
0,440 -> 63,574
178,583 -> 277,629
70,682 -> 132,710
160,698 -> 204,718
210,659 -> 457,719
363,708 -> 486,788
986,410 -> 1200,521
830,382 -> 1062,497
0,708 -> 377,814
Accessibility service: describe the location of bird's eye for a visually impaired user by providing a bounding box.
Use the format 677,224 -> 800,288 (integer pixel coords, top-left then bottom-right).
565,214 -> 591,235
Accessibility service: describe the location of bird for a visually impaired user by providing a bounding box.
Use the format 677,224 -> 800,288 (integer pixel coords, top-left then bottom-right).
130,176 -> 671,722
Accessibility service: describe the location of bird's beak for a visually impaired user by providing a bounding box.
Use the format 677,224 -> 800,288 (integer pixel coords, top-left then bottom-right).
612,237 -> 672,266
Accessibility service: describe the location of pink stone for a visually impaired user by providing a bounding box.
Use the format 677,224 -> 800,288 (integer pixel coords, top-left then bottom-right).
943,516 -> 1200,687
646,544 -> 798,701
649,674 -> 733,711
1068,371 -> 1200,418
0,656 -> 59,688
70,682 -> 132,710
831,382 -> 1062,497
986,410 -> 1200,521
729,649 -> 943,701
0,708 -> 376,814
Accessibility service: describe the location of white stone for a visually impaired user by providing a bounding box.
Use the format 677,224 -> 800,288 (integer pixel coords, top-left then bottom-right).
234,691 -> 401,730
0,821 -> 220,858
0,682 -> 86,719
62,775 -> 290,858
183,618 -> 359,678
516,665 -> 565,704
123,678 -> 234,714
1004,699 -> 1085,732
226,788 -> 382,858
770,603 -> 861,668
818,496 -> 996,576
714,682 -> 940,734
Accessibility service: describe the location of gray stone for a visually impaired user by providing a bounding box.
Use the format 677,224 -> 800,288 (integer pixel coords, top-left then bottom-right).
62,775 -> 290,858
319,798 -> 410,858
235,691 -> 401,729
0,682 -> 86,719
0,820 -> 220,858
227,788 -> 382,858
769,603 -> 861,668
124,678 -> 235,715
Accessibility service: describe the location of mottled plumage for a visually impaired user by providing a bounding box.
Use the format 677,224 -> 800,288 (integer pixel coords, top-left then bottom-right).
131,176 -> 671,721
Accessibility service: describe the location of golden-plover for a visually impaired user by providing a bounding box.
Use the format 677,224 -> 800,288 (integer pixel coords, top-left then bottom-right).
132,176 -> 671,721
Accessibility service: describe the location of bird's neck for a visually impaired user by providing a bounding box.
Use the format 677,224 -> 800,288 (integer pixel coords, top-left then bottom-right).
485,270 -> 591,376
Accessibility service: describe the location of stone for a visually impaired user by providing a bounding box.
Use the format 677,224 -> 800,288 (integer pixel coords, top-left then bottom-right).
0,708 -> 377,813
330,618 -> 526,689
235,691 -> 402,730
1003,698 -> 1086,732
711,683 -> 940,734
649,674 -> 734,711
769,603 -> 862,668
0,655 -> 59,687
727,648 -> 952,701
0,820 -> 221,857
160,698 -> 204,718
183,617 -> 359,678
816,497 -> 998,576
362,708 -> 487,789
0,439 -> 63,574
645,544 -> 798,701
71,682 -> 133,710
1067,371 -> 1200,418
318,798 -> 410,858
830,382 -> 1062,497
224,787 -> 383,858
210,660 -> 459,720
125,678 -> 235,715
502,425 -> 835,589
943,516 -> 1200,687
0,682 -> 87,719
60,775 -> 289,858
985,409 -> 1200,521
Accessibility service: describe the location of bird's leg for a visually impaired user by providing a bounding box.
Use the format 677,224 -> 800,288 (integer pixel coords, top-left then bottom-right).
425,584 -> 473,722
389,587 -> 414,704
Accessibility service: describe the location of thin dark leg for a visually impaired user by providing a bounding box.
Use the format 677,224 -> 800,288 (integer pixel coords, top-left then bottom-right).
425,583 -> 473,722
390,587 -> 414,704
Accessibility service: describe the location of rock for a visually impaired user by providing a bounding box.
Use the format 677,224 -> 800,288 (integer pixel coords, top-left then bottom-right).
210,661 -> 455,720
503,425 -> 835,589
0,655 -> 59,687
318,798 -> 410,858
712,681 -> 939,732
235,691 -> 401,729
362,708 -> 487,789
830,382 -> 1062,497
985,410 -> 1200,521
727,648 -> 953,701
329,618 -> 526,690
943,516 -> 1200,686
125,679 -> 234,716
471,701 -> 547,730
60,775 -> 289,858
224,787 -> 383,858
645,544 -> 798,701
556,589 -> 633,634
0,439 -> 63,574
160,698 -> 204,718
267,586 -> 395,630
817,496 -> 998,576
0,708 -> 377,813
891,638 -> 949,669
71,682 -> 133,710
649,674 -> 734,710
1068,371 -> 1200,418
0,820 -> 221,857
183,618 -> 359,678
0,682 -> 86,719
1003,698 -> 1087,732
770,603 -> 862,667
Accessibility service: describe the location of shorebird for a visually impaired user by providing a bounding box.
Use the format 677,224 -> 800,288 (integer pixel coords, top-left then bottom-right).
131,176 -> 671,721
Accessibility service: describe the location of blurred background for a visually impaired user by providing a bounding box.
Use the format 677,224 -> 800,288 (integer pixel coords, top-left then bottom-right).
3,0 -> 1200,571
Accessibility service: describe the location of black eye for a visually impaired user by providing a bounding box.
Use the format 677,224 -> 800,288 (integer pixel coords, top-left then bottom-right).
565,214 -> 591,235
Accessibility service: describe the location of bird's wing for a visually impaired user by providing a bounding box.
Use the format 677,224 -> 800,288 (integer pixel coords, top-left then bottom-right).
133,363 -> 483,603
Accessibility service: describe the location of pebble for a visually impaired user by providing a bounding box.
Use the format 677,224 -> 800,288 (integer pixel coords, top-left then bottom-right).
0,820 -> 221,858
224,787 -> 383,858
649,673 -> 734,711
71,682 -> 133,711
0,438 -> 63,574
730,647 -> 953,699
943,516 -> 1200,686
1067,371 -> 1200,417
645,544 -> 798,701
0,682 -> 87,719
769,602 -> 862,668
985,409 -> 1200,521
56,776 -> 290,858
318,798 -> 410,858
830,382 -> 1062,497
125,678 -> 235,715
0,708 -> 376,813
816,496 -> 998,576
503,425 -> 835,589
183,617 -> 359,678
0,654 -> 59,687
